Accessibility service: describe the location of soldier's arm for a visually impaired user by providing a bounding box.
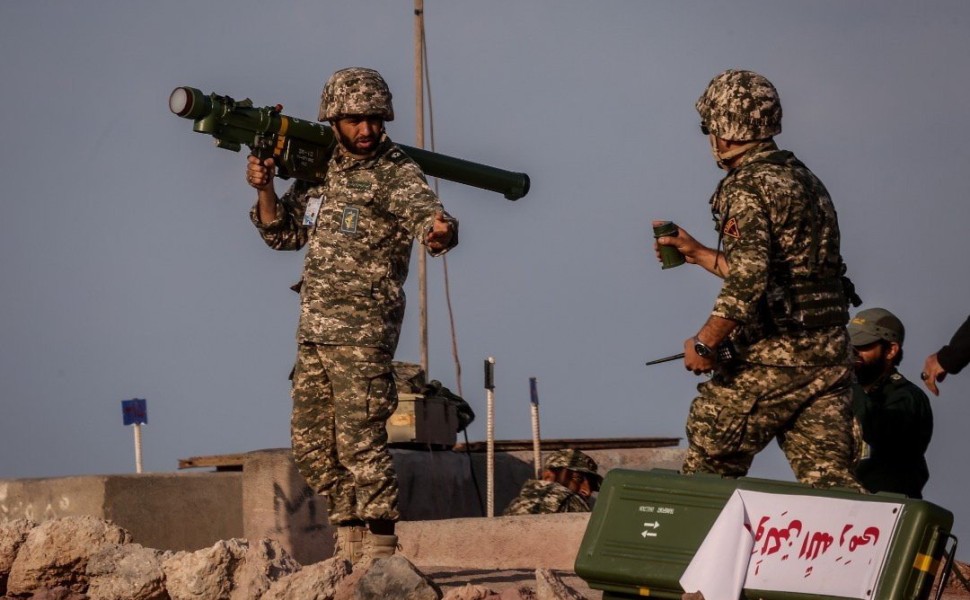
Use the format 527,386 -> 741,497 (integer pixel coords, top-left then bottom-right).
709,185 -> 770,326
387,162 -> 458,256
249,178 -> 313,251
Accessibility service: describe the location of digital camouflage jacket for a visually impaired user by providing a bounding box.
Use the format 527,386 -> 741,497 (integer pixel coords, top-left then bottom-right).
252,138 -> 457,352
710,141 -> 851,367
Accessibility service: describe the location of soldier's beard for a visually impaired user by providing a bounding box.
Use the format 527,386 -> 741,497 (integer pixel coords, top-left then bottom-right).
335,128 -> 382,158
855,360 -> 889,387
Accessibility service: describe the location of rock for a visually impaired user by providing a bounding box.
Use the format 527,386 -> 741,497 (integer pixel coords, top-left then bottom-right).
335,556 -> 441,600
231,539 -> 301,600
85,543 -> 168,600
0,519 -> 36,595
263,557 -> 350,600
498,588 -> 536,600
534,569 -> 585,600
162,539 -> 244,600
16,585 -> 88,599
162,538 -> 299,600
441,584 -> 499,600
6,516 -> 131,596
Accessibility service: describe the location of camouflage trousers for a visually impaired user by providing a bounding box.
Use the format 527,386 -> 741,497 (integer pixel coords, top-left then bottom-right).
682,362 -> 864,491
290,343 -> 401,524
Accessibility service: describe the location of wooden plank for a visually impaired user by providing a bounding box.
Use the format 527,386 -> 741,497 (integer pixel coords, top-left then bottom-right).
178,436 -> 681,468
452,437 -> 681,453
178,453 -> 248,470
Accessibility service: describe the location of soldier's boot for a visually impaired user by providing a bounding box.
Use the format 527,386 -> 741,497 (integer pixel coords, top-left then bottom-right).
334,525 -> 365,564
361,531 -> 399,560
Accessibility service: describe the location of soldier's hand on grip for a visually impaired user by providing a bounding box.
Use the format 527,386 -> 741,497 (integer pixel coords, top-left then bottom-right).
683,336 -> 716,375
246,155 -> 276,191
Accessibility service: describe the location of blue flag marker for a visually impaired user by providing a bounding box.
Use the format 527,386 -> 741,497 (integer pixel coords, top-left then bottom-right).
122,398 -> 148,426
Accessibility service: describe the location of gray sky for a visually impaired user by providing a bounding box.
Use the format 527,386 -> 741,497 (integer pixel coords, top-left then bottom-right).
3,0 -> 970,557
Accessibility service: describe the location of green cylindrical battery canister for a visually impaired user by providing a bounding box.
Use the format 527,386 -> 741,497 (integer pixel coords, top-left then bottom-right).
653,221 -> 686,269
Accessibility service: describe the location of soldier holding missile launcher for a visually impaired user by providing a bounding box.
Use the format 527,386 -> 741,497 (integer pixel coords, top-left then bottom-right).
170,67 -> 530,564
247,68 -> 457,564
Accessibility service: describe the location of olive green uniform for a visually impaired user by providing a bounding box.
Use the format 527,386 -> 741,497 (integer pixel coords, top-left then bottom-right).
852,370 -> 933,498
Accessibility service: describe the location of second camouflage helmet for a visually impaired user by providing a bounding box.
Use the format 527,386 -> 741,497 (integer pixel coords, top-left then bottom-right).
696,69 -> 782,141
319,67 -> 394,122
544,449 -> 602,487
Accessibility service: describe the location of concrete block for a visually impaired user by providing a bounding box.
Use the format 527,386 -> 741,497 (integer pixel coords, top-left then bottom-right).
0,473 -> 242,553
398,513 -> 591,571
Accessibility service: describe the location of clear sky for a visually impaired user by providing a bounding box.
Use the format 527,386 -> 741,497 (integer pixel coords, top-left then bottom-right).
3,0 -> 970,557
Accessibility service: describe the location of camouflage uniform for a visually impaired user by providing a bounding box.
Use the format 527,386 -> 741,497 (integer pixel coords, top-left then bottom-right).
503,479 -> 592,515
252,135 -> 457,524
683,70 -> 861,490
503,449 -> 600,515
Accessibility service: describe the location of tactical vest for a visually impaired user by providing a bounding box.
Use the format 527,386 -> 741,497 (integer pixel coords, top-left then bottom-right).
715,150 -> 860,334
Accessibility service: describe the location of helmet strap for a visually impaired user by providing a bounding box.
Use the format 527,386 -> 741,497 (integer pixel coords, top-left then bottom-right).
709,134 -> 759,170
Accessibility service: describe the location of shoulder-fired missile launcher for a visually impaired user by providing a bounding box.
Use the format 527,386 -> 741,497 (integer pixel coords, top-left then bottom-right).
169,86 -> 529,200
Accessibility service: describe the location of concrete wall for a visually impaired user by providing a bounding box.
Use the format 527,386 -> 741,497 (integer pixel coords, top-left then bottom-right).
238,446 -> 685,565
0,472 -> 242,552
0,445 -> 686,568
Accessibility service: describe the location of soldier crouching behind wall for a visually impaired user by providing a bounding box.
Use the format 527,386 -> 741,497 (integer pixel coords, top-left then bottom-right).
504,449 -> 603,515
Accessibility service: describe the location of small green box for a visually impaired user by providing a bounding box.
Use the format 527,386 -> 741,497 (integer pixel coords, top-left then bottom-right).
575,469 -> 955,600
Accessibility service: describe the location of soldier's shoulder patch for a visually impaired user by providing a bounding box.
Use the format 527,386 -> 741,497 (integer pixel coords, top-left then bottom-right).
386,148 -> 410,165
722,217 -> 741,239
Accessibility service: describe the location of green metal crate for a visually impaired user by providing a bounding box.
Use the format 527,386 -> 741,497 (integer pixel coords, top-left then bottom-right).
575,469 -> 956,600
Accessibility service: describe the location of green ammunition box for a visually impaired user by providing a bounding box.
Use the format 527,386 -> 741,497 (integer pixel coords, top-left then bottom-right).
575,469 -> 955,600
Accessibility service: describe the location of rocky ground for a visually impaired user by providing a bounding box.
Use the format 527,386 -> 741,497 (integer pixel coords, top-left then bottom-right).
1,516 -> 965,600
0,516 -> 588,599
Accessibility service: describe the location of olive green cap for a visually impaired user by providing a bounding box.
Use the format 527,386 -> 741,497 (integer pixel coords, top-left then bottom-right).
848,307 -> 905,346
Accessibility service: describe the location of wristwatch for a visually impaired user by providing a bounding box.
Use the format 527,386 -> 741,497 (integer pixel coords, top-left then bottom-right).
693,337 -> 716,359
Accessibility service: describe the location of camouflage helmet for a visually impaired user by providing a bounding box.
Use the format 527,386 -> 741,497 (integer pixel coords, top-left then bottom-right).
319,67 -> 394,122
695,69 -> 782,141
544,449 -> 602,488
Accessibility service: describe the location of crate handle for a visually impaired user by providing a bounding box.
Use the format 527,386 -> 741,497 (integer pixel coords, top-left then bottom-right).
934,533 -> 959,600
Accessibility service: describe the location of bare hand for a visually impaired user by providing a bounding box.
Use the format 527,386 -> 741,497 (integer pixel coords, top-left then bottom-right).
425,212 -> 454,252
922,352 -> 947,396
683,337 -> 716,375
246,155 -> 276,190
653,220 -> 704,264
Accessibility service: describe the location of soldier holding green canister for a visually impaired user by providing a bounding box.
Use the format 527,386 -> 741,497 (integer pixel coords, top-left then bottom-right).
654,70 -> 862,490
247,68 -> 458,563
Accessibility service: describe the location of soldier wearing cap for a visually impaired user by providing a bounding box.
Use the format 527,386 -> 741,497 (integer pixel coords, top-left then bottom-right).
654,69 -> 862,489
849,308 -> 933,498
503,449 -> 603,515
246,67 -> 458,563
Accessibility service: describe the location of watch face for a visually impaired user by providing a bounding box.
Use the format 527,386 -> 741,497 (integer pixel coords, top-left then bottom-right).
694,342 -> 713,358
